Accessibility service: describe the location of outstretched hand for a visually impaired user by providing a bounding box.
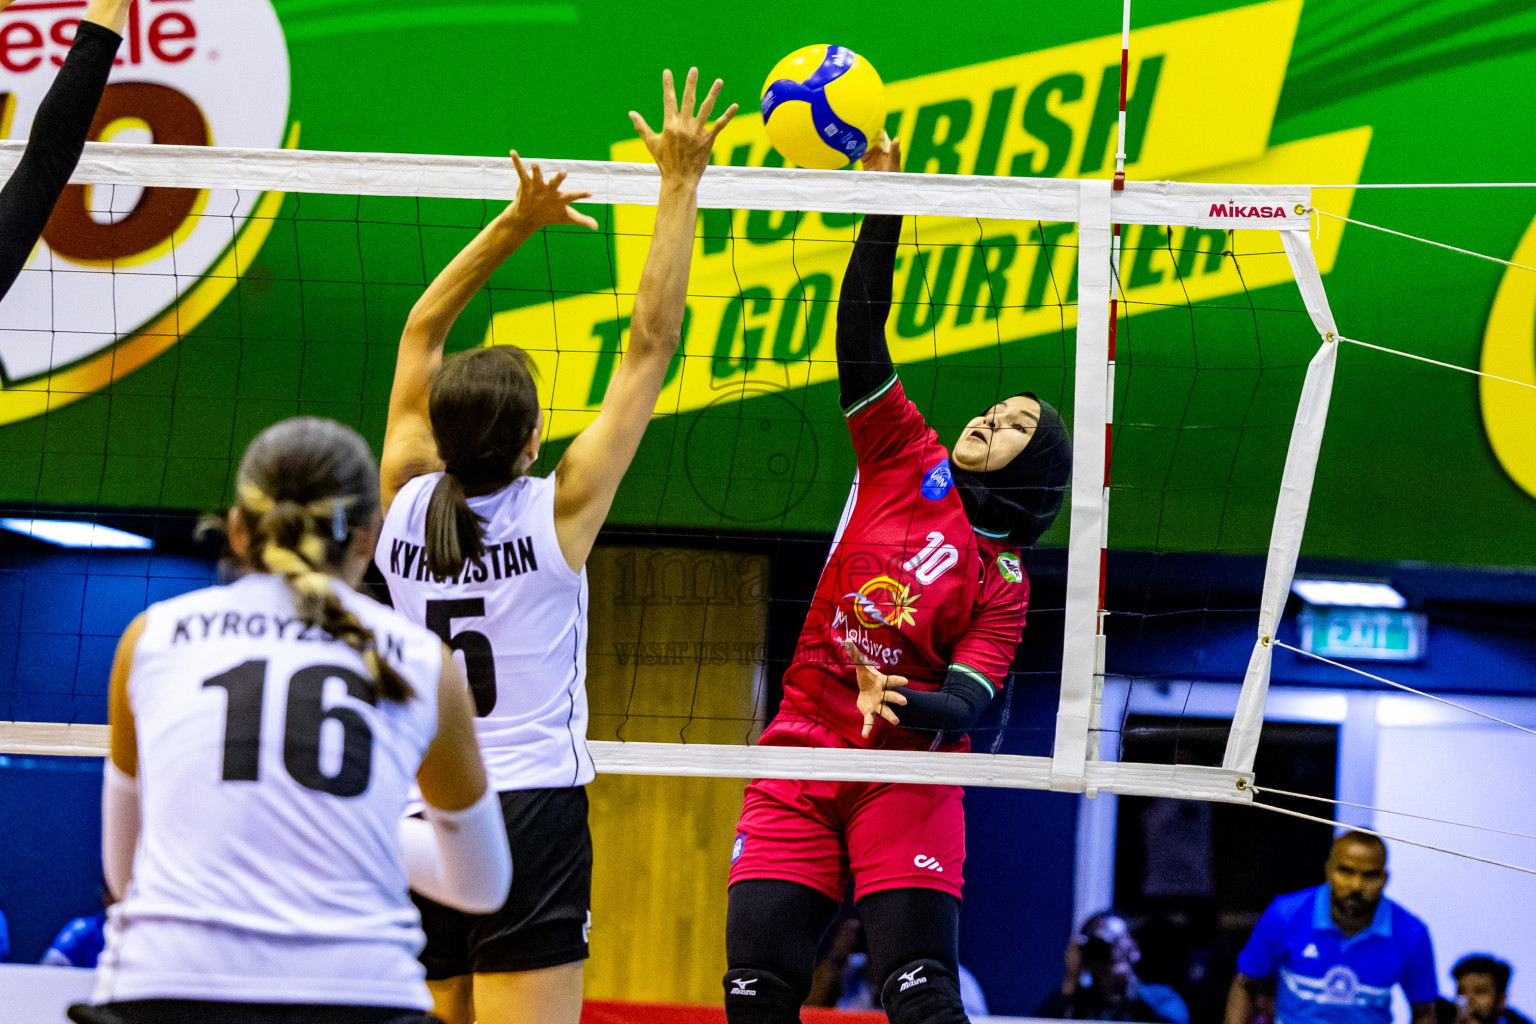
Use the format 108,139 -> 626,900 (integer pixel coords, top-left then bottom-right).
83,0 -> 132,33
859,132 -> 902,173
630,67 -> 738,185
843,639 -> 909,739
507,152 -> 598,232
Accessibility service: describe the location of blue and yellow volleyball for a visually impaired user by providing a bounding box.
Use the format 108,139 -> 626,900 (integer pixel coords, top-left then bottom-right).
760,45 -> 887,169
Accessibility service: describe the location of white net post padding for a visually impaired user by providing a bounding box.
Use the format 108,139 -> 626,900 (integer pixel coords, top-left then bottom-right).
0,141 -> 1330,801
1050,179 -> 1114,794
1222,225 -> 1341,773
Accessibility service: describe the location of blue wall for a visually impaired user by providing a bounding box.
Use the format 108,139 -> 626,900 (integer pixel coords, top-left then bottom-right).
0,525 -> 215,962
0,755 -> 106,963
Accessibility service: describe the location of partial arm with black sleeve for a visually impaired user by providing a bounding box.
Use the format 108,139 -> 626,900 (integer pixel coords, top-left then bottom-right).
849,644 -> 994,739
0,0 -> 130,301
892,671 -> 992,732
835,210 -> 901,410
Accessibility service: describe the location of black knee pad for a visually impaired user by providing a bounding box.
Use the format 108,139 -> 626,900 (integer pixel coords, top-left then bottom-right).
723,966 -> 802,1024
880,959 -> 969,1024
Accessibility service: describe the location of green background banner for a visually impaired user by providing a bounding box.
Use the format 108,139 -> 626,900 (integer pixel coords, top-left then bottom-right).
2,0 -> 1535,567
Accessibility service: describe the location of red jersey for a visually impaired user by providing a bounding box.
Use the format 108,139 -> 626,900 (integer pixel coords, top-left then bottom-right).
774,376 -> 1031,752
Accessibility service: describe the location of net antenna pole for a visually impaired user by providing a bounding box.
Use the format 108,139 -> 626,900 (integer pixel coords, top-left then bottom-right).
1090,0 -> 1134,761
1222,223 -> 1340,772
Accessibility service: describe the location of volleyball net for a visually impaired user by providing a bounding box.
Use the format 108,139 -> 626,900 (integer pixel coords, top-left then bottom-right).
0,140 -> 1348,804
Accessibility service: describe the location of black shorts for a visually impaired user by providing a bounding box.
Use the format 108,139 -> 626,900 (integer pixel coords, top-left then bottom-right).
414,786 -> 592,978
69,1002 -> 436,1024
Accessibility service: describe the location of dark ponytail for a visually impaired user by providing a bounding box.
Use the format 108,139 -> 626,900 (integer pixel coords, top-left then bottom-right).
424,345 -> 540,578
425,471 -> 485,579
234,417 -> 414,703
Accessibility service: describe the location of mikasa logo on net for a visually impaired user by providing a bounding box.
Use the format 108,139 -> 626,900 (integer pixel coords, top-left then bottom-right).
0,0 -> 290,415
1208,203 -> 1290,219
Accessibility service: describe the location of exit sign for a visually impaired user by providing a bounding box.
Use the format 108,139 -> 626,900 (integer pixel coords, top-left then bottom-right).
1299,608 -> 1427,662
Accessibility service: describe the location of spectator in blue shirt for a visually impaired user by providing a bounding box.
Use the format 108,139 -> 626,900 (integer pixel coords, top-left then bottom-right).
1453,955 -> 1531,1024
1226,832 -> 1438,1024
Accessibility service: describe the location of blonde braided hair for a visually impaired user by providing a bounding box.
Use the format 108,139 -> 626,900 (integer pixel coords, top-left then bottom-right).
233,418 -> 413,703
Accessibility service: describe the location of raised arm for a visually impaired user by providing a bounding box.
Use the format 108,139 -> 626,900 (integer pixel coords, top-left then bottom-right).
0,0 -> 130,301
552,68 -> 736,571
836,135 -> 903,411
379,155 -> 596,515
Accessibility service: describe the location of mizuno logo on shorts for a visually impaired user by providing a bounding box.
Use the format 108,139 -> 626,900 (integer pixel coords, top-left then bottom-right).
900,967 -> 927,991
913,854 -> 944,872
731,978 -> 757,996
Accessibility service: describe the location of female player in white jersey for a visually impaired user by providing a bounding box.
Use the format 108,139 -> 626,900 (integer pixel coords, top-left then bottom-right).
74,417 -> 512,1024
375,69 -> 736,1024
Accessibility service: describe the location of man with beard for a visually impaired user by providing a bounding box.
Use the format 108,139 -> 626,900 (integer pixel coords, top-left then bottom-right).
1453,955 -> 1530,1024
1226,833 -> 1438,1024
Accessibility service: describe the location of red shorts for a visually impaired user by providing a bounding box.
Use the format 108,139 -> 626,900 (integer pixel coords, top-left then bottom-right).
728,719 -> 966,902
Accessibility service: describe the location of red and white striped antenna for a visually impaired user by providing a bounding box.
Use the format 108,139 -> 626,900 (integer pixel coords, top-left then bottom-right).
1113,0 -> 1133,192
1091,0 -> 1134,759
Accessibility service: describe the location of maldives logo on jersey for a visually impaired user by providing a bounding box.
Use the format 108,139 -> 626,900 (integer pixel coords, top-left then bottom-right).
920,460 -> 953,500
844,575 -> 919,630
0,0 -> 292,426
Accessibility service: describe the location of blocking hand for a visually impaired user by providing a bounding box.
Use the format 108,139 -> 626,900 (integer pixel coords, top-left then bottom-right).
507,151 -> 599,232
629,67 -> 738,186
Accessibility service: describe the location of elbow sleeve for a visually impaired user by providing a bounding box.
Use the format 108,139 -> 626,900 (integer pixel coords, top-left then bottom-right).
895,669 -> 994,734
102,763 -> 140,900
400,788 -> 511,914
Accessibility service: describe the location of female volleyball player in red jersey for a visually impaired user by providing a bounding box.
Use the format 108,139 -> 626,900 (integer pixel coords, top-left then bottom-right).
76,418 -> 508,1024
723,136 -> 1074,1024
376,70 -> 735,1024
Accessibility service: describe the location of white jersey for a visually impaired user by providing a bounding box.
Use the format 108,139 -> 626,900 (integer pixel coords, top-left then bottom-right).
376,472 -> 592,792
92,574 -> 442,1010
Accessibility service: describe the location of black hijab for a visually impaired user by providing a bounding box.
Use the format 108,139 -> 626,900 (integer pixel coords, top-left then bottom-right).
951,392 -> 1073,547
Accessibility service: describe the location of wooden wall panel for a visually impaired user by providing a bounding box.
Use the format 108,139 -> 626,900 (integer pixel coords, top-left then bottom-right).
582,545 -> 770,1003
586,773 -> 745,1003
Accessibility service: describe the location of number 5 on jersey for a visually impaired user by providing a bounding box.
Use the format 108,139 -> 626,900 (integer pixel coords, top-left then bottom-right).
426,599 -> 497,717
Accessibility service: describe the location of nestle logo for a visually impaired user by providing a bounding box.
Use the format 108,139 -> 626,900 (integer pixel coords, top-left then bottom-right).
1209,203 -> 1288,219
1,0 -> 201,73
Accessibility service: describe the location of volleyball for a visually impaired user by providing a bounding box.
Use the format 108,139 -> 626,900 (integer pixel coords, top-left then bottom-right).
760,44 -> 887,169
